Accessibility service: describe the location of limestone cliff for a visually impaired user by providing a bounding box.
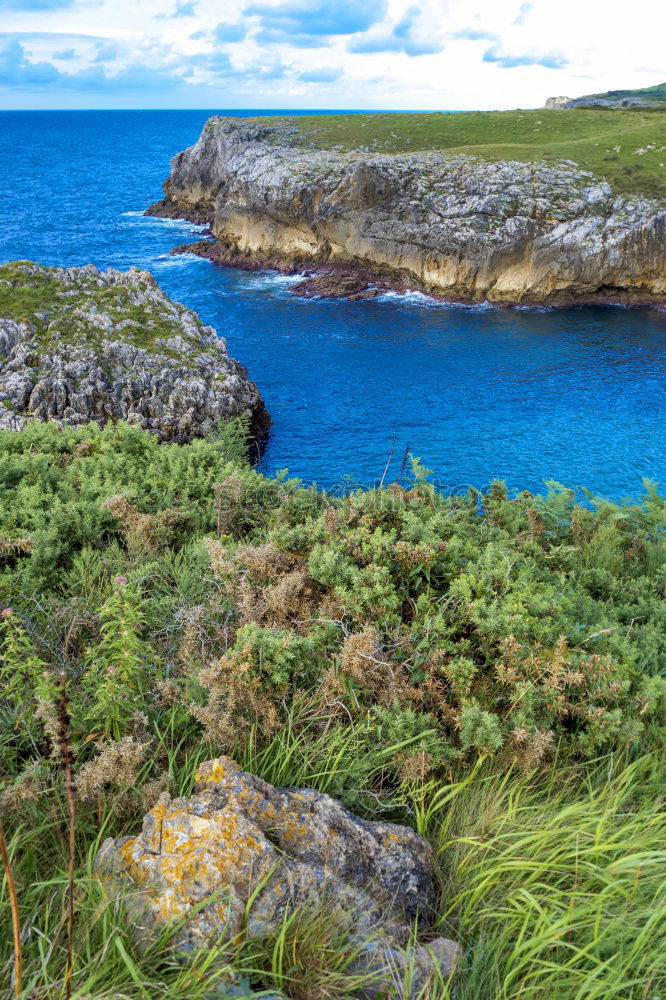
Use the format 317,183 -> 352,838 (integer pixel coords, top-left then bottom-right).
147,117 -> 666,306
0,262 -> 268,445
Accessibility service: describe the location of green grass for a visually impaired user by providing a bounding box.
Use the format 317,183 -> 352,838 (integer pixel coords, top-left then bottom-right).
585,82 -> 666,104
263,109 -> 666,200
0,262 -> 215,357
427,751 -> 666,999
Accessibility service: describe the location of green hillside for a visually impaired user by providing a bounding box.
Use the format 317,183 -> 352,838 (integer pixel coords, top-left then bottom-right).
276,108 -> 666,200
586,81 -> 666,104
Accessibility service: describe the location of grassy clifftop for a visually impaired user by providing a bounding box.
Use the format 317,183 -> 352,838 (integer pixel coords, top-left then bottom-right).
273,109 -> 666,200
0,261 -> 216,356
584,81 -> 666,104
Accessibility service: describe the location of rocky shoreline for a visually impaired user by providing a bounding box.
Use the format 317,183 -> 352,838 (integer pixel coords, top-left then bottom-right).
171,236 -> 666,308
147,117 -> 666,308
0,262 -> 269,447
171,237 -> 434,301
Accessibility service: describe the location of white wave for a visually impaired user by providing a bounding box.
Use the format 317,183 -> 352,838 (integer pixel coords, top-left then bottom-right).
153,253 -> 211,268
377,289 -> 494,311
512,304 -> 552,313
241,271 -> 305,290
121,211 -> 210,232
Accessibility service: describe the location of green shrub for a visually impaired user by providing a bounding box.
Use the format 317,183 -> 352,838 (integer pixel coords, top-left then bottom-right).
2,423 -> 665,776
0,418 -> 251,592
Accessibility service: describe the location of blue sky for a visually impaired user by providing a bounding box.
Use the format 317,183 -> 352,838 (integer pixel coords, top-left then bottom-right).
0,0 -> 662,110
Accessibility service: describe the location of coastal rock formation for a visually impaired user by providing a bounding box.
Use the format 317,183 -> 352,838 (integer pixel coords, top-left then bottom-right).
547,96 -> 659,109
96,756 -> 459,998
544,96 -> 572,109
0,262 -> 268,444
147,116 -> 666,305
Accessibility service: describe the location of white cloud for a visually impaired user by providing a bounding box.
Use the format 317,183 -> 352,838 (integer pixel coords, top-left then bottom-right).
0,0 -> 663,109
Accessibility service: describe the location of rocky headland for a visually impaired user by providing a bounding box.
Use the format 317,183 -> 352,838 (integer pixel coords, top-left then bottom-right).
0,261 -> 268,445
146,116 -> 665,306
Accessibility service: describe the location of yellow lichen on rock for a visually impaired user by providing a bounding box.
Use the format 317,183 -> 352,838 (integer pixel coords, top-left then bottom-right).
96,756 -> 460,996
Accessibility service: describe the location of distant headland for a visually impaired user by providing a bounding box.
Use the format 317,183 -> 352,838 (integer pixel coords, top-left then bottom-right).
545,81 -> 666,109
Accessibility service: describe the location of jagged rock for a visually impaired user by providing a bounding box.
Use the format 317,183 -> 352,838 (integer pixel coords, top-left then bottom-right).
96,756 -> 460,998
0,262 -> 269,445
147,116 -> 666,306
290,270 -> 382,300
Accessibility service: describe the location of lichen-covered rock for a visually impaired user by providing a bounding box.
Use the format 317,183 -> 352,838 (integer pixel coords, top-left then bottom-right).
96,756 -> 459,997
0,262 -> 268,444
147,116 -> 666,306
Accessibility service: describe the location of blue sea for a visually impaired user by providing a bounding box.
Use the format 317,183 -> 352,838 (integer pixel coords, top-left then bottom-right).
1,109 -> 665,499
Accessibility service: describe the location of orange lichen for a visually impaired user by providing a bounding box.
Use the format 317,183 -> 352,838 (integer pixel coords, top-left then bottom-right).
196,758 -> 230,785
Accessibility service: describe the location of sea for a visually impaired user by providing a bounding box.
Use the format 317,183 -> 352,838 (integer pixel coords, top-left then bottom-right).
1,109 -> 665,499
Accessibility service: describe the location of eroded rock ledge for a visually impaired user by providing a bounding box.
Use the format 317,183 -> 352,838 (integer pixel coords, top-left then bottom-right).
0,262 -> 269,445
147,116 -> 666,306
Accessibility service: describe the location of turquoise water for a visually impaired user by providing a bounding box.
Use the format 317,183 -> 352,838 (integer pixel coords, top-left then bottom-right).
1,109 -> 665,498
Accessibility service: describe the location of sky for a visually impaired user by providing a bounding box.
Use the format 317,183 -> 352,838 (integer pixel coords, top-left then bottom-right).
0,0 -> 663,111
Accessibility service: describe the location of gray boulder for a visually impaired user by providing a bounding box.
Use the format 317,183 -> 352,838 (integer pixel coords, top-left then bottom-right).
97,756 -> 459,998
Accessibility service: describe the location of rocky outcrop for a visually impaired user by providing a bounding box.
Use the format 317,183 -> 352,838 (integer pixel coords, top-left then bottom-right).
544,96 -> 572,109
549,96 -> 659,109
0,262 -> 268,445
147,116 -> 665,306
97,756 -> 459,998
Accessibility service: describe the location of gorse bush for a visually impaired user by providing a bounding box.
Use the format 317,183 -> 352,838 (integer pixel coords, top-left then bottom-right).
1,421 -> 665,998
197,472 -> 666,765
0,418 -> 250,590
1,422 -> 665,783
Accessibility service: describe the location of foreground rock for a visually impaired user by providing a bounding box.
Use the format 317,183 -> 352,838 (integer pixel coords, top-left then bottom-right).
97,756 -> 459,998
0,262 -> 268,445
147,116 -> 665,306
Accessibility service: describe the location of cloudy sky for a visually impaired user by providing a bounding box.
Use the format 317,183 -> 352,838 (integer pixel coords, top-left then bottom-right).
0,0 -> 663,110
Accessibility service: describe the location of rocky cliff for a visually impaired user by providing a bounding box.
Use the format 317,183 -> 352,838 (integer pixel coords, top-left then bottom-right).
0,262 -> 268,444
147,117 -> 666,306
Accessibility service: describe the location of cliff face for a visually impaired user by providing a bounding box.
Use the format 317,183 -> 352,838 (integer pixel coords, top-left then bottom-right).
147,117 -> 666,306
0,262 -> 268,444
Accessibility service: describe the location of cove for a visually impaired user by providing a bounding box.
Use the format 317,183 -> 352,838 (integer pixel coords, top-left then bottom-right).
1,109 -> 664,498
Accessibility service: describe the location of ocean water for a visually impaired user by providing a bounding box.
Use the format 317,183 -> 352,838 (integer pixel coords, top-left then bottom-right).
1,109 -> 665,499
